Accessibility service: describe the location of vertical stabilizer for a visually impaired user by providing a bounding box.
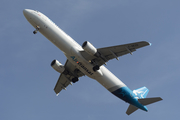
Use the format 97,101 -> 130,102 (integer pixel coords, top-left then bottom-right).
133,86 -> 149,99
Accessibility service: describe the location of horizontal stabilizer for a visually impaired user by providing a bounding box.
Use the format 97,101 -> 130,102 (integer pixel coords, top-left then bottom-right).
138,97 -> 163,106
126,105 -> 138,115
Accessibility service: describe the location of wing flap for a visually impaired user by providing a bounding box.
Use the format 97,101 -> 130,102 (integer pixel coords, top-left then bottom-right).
54,74 -> 71,94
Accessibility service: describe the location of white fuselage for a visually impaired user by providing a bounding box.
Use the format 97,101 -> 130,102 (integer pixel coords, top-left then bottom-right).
24,9 -> 164,114
23,9 -> 126,93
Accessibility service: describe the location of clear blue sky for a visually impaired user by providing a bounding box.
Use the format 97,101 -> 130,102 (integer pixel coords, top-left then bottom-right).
1,0 -> 180,119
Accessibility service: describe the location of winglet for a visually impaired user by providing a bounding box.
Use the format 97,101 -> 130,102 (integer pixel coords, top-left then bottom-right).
56,93 -> 59,96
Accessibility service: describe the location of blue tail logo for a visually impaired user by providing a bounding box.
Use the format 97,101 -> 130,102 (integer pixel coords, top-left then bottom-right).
133,86 -> 149,99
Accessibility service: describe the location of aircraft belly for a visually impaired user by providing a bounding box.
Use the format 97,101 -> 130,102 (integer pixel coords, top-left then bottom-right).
94,66 -> 126,91
67,50 -> 126,91
40,23 -> 76,55
84,67 -> 132,106
43,24 -> 127,95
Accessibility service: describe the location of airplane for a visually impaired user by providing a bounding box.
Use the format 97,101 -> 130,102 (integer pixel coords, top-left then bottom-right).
23,9 -> 162,115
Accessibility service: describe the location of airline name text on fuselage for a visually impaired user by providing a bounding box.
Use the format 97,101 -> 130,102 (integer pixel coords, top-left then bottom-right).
70,56 -> 93,75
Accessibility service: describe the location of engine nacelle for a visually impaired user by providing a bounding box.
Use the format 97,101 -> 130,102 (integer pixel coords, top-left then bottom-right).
82,41 -> 98,56
51,60 -> 65,73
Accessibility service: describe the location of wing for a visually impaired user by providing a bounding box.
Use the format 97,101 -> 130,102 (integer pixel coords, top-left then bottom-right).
80,41 -> 150,66
54,60 -> 84,95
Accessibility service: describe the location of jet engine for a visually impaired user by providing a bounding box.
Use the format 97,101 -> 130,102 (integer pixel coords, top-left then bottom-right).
51,60 -> 65,73
82,41 -> 99,56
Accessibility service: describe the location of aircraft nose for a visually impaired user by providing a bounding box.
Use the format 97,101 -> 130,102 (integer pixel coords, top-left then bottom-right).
23,9 -> 32,18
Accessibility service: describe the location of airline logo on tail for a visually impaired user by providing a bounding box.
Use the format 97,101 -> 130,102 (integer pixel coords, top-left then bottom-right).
133,86 -> 149,99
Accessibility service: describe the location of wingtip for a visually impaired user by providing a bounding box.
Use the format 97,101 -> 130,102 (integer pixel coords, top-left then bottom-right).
148,42 -> 152,46
159,97 -> 163,100
56,93 -> 59,96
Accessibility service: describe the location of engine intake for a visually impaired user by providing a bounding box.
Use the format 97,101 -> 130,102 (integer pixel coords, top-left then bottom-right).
51,60 -> 65,73
82,41 -> 98,56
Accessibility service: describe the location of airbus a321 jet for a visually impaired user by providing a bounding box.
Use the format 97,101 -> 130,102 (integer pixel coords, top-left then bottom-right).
23,9 -> 162,115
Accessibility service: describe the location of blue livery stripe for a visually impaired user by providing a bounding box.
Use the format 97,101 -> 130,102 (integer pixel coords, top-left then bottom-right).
112,87 -> 148,111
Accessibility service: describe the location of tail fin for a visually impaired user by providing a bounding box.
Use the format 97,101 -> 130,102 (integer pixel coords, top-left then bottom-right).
133,86 -> 149,99
126,87 -> 163,115
138,97 -> 163,105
